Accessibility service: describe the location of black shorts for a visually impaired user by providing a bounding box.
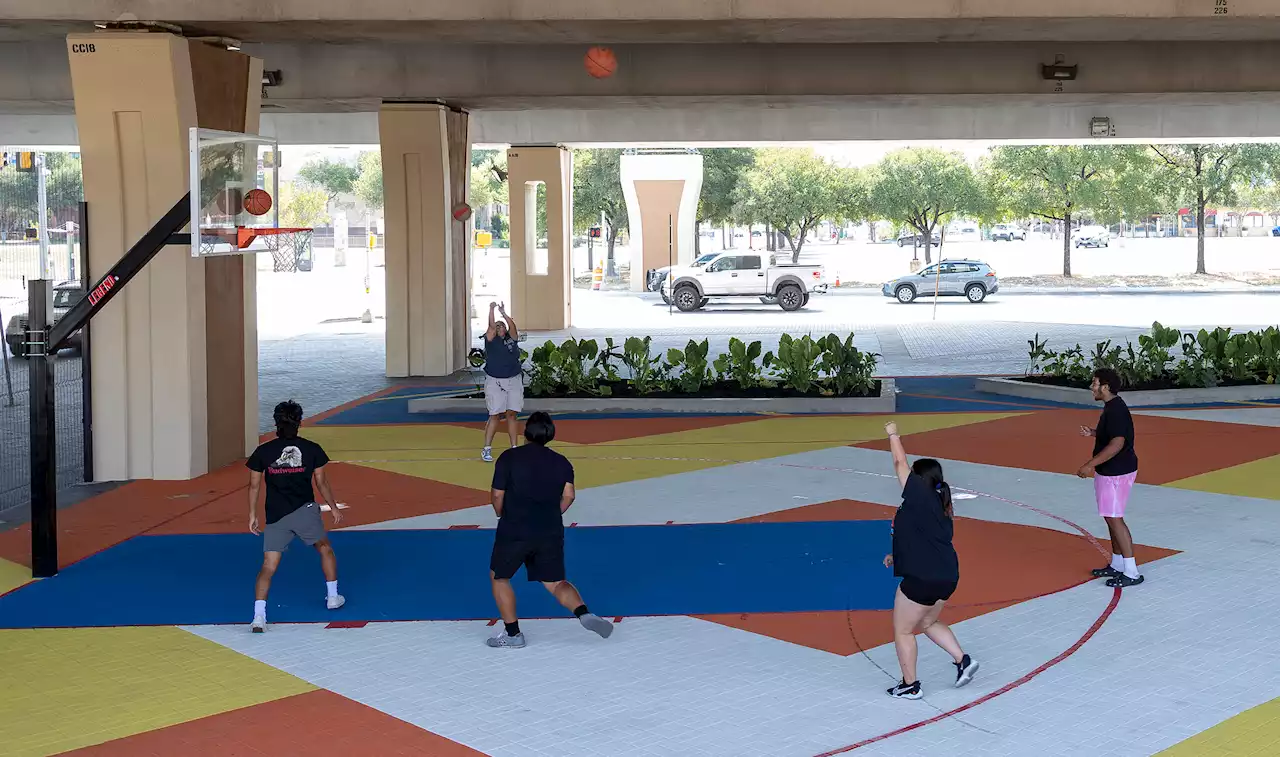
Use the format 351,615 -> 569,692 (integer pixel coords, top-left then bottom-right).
899,576 -> 958,606
490,536 -> 566,583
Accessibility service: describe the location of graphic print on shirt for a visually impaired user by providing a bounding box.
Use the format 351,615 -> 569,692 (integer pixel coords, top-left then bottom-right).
269,446 -> 304,474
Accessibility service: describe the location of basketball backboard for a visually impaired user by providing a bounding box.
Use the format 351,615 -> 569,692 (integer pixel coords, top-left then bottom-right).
189,128 -> 281,257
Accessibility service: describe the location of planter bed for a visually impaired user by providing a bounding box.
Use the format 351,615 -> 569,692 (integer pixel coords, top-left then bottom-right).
408,378 -> 896,415
975,376 -> 1280,407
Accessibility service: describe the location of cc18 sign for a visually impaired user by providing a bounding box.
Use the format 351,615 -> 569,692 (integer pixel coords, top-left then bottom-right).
70,43 -> 96,53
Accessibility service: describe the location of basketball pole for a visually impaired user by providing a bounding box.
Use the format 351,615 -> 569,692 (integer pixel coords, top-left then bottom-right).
31,193 -> 193,576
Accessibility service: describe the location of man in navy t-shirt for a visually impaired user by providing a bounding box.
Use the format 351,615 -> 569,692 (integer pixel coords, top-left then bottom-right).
246,400 -> 347,632
1078,368 -> 1143,588
485,412 -> 614,648
482,301 -> 523,462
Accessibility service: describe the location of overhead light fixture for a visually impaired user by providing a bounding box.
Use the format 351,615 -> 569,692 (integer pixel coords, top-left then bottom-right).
1090,117 -> 1113,138
1041,64 -> 1078,81
93,22 -> 108,29
262,70 -> 282,87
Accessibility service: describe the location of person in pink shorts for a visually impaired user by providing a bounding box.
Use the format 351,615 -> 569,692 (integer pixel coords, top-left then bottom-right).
1077,367 -> 1143,588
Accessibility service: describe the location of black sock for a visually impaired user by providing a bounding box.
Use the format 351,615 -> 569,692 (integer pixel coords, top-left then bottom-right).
573,604 -> 589,618
504,621 -> 520,636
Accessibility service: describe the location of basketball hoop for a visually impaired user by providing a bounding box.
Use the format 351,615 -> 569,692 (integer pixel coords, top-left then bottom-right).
251,227 -> 314,273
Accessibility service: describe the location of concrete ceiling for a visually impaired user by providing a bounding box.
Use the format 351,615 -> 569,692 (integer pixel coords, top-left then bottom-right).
6,18 -> 1280,45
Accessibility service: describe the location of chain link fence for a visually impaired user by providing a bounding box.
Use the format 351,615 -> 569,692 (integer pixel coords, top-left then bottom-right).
0,149 -> 87,514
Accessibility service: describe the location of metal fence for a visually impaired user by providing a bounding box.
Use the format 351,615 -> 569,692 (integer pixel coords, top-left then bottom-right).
0,150 -> 87,514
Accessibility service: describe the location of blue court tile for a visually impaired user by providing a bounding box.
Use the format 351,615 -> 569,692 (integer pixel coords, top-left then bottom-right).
0,521 -> 898,628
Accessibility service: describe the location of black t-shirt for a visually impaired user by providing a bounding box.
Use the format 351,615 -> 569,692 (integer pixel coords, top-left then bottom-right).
891,474 -> 959,584
246,436 -> 330,524
491,444 -> 574,540
1094,396 -> 1139,477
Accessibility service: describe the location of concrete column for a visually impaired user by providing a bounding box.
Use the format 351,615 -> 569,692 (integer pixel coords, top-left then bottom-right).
68,31 -> 261,480
379,102 -> 471,377
507,146 -> 572,331
620,151 -> 704,292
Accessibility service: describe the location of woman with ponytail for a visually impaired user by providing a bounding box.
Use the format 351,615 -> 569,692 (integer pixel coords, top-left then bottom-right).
881,421 -> 978,700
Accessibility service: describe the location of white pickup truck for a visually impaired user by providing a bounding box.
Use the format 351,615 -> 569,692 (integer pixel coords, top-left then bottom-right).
661,252 -> 827,311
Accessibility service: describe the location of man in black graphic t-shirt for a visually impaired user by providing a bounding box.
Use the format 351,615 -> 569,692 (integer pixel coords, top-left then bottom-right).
246,400 -> 346,632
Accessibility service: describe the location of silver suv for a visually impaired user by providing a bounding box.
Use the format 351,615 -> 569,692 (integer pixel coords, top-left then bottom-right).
882,260 -> 999,304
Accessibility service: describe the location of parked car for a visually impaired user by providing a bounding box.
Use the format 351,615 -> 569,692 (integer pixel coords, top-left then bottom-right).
648,251 -> 720,304
898,231 -> 942,248
662,252 -> 827,311
6,282 -> 86,358
1074,225 -> 1110,248
991,224 -> 1027,242
882,260 -> 999,304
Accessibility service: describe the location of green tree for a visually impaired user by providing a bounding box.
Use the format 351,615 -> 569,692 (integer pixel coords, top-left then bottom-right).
736,148 -> 842,262
986,145 -> 1133,276
1148,144 -> 1278,274
279,181 -> 330,229
572,148 -> 628,275
297,157 -> 359,213
871,148 -> 983,266
696,148 -> 756,252
829,166 -> 871,245
1239,178 -> 1280,227
352,152 -> 383,211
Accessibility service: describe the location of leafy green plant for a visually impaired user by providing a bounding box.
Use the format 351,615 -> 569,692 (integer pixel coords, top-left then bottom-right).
713,337 -> 765,390
549,338 -> 607,396
623,336 -> 663,394
594,337 -> 624,383
1134,322 -> 1180,380
1258,326 -> 1280,384
819,333 -> 879,396
1026,333 -> 1050,375
665,339 -> 713,394
528,341 -> 559,396
765,334 -> 824,393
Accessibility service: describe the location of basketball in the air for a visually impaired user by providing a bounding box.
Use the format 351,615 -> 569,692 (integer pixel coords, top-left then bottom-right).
584,46 -> 617,79
243,188 -> 273,216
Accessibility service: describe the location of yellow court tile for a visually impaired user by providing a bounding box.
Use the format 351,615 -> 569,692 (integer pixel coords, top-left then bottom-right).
0,626 -> 315,757
1158,695 -> 1280,756
0,555 -> 31,596
306,423 -> 489,461
1166,453 -> 1280,501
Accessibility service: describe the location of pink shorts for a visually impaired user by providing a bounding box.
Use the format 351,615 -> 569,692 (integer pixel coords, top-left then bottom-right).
1095,471 -> 1137,518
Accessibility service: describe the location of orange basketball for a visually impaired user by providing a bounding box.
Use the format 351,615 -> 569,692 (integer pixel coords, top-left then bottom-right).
584,46 -> 617,79
243,188 -> 273,216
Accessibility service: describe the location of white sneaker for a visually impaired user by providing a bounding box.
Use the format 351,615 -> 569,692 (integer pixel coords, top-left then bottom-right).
486,630 -> 526,648
481,447 -> 494,462
327,594 -> 346,610
251,616 -> 266,633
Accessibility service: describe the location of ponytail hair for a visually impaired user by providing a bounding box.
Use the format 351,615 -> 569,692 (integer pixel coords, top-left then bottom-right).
911,457 -> 953,518
273,400 -> 304,439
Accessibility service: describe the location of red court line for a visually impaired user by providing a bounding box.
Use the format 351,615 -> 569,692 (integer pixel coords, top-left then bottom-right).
814,588 -> 1123,756
326,620 -> 368,629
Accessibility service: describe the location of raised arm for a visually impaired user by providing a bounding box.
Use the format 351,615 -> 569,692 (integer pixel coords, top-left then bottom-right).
485,302 -> 498,340
884,422 -> 910,488
499,302 -> 518,341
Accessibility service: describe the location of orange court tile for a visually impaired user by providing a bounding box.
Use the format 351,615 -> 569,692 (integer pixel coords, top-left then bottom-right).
447,413 -> 765,444
151,463 -> 490,534
0,466 -> 248,570
61,689 -> 486,757
858,410 -> 1280,485
696,498 -> 1176,655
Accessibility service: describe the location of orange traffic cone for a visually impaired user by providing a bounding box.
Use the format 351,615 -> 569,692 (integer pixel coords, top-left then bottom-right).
835,273 -> 841,287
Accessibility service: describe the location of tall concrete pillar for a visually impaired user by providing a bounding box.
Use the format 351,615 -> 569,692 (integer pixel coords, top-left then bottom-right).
620,150 -> 704,292
379,102 -> 471,377
507,146 -> 572,331
67,32 -> 261,481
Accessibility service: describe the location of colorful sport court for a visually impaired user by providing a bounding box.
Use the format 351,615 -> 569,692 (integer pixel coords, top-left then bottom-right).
2,377 -> 1279,756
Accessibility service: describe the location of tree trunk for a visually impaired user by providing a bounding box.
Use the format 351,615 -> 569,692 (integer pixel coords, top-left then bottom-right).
694,220 -> 701,256
606,226 -> 619,278
1062,211 -> 1072,277
765,222 -> 774,251
789,230 -> 803,263
721,223 -> 728,250
1196,191 -> 1207,274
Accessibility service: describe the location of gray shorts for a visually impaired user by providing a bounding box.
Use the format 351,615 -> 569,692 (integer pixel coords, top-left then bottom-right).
263,503 -> 327,553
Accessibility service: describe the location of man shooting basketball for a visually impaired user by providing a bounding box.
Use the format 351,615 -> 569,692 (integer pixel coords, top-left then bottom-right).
1078,368 -> 1144,588
482,301 -> 522,463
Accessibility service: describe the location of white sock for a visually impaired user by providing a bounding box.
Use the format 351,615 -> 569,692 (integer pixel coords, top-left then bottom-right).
326,580 -> 339,599
1110,553 -> 1124,571
1123,557 -> 1140,579
254,599 -> 266,619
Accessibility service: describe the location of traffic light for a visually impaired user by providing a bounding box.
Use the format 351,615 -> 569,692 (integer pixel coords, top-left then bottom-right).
16,151 -> 35,171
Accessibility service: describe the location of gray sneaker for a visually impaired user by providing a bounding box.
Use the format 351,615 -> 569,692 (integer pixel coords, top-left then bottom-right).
579,613 -> 614,639
486,631 -> 526,648
481,447 -> 494,463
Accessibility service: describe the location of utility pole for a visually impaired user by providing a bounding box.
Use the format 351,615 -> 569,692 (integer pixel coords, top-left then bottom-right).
36,153 -> 51,279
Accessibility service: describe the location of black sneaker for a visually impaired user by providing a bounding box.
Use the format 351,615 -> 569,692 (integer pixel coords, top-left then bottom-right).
953,654 -> 979,688
887,680 -> 922,700
1091,565 -> 1123,579
1106,573 -> 1145,588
